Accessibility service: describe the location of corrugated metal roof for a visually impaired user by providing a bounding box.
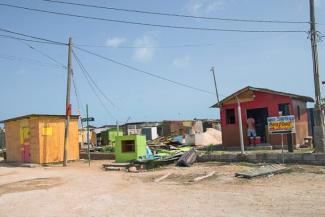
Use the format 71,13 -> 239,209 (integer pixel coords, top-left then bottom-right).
1,114 -> 79,123
211,86 -> 314,108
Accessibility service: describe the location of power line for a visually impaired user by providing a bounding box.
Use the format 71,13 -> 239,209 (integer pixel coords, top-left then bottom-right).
72,50 -> 116,107
74,46 -> 215,95
75,33 -> 289,49
26,44 -> 66,69
0,27 -> 66,45
41,0 -> 311,25
74,43 -> 215,49
72,50 -> 118,121
0,54 -> 64,69
0,3 -> 307,33
0,34 -> 67,69
0,34 -> 64,45
11,38 -> 67,69
71,72 -> 85,116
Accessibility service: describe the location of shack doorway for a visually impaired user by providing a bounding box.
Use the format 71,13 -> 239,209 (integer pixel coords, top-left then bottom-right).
246,108 -> 268,143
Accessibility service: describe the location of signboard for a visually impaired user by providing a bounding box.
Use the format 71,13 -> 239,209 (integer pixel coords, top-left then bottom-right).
81,117 -> 95,122
42,127 -> 53,136
267,115 -> 295,134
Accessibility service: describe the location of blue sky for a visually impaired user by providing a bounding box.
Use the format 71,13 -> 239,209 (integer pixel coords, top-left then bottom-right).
0,0 -> 324,126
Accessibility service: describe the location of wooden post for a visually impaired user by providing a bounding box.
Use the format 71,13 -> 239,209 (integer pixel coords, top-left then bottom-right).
63,37 -> 72,167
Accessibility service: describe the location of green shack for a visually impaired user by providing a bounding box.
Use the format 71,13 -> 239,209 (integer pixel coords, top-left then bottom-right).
115,135 -> 147,163
101,128 -> 123,146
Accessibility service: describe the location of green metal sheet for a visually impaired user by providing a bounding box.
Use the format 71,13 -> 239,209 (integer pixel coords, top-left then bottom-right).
115,135 -> 147,163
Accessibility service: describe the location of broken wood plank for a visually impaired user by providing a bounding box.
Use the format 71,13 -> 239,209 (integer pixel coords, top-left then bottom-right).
102,162 -> 131,168
104,166 -> 124,171
193,171 -> 216,182
154,173 -> 172,183
235,164 -> 287,179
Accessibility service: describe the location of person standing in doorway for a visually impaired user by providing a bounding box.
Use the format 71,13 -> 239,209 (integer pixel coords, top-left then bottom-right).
247,116 -> 256,145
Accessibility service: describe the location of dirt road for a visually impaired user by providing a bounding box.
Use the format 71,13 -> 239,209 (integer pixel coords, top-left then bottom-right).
0,160 -> 325,217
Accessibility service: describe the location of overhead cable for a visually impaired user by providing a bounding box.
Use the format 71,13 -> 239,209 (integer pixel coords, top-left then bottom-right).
72,51 -> 118,121
0,34 -> 64,45
0,3 -> 307,33
0,27 -> 66,45
72,50 -> 116,107
74,46 -> 215,95
41,0 -> 310,25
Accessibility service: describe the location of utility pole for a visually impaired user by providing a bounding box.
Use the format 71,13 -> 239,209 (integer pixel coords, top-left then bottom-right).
63,37 -> 73,166
309,0 -> 325,152
235,96 -> 245,154
86,104 -> 90,166
210,66 -> 220,105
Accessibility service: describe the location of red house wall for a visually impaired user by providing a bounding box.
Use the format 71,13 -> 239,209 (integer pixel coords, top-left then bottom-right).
220,91 -> 309,147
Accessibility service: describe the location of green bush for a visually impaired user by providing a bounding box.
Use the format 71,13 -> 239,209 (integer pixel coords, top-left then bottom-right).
102,145 -> 115,153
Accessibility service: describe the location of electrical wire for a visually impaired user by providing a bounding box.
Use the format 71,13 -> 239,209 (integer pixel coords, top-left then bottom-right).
26,44 -> 66,69
72,50 -> 116,107
0,34 -> 64,45
75,33 -> 289,49
13,38 -> 67,69
72,51 -> 118,121
74,46 -> 215,95
0,34 -> 67,69
0,27 -> 66,45
74,42 -> 215,49
71,71 -> 85,116
0,54 -> 64,69
0,3 -> 307,33
41,0 -> 311,25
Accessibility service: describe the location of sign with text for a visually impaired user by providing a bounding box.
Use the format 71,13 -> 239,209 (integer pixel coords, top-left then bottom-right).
81,117 -> 95,122
267,115 -> 295,134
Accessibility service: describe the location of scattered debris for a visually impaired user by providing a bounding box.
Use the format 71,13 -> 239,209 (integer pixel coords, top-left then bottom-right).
193,171 -> 216,182
102,162 -> 131,168
154,173 -> 172,183
128,166 -> 138,173
102,162 -> 131,171
176,148 -> 197,167
104,167 -> 124,171
235,164 -> 288,179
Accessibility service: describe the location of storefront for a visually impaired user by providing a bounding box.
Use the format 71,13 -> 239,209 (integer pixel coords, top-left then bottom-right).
211,86 -> 314,148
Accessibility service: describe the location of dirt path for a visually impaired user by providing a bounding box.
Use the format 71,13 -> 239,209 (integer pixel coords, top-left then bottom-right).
0,161 -> 325,217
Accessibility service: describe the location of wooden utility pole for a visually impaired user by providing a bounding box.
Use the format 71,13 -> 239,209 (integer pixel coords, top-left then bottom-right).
235,96 -> 245,154
309,0 -> 325,152
63,37 -> 73,166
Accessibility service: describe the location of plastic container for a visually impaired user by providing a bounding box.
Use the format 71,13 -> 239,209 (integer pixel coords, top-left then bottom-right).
249,137 -> 255,146
255,136 -> 261,145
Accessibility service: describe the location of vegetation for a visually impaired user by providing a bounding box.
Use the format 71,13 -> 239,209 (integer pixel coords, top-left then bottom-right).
101,145 -> 115,153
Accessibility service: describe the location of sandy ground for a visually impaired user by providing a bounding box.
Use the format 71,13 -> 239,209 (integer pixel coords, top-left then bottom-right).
0,160 -> 325,217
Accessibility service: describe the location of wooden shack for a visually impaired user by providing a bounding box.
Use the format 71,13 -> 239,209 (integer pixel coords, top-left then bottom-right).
211,86 -> 313,148
2,114 -> 79,164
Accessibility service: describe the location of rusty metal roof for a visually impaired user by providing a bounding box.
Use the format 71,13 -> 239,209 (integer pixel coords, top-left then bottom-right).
211,86 -> 314,108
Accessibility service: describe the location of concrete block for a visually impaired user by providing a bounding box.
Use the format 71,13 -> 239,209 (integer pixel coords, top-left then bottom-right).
197,154 -> 209,162
246,154 -> 257,162
315,154 -> 325,161
211,154 -> 221,161
285,153 -> 303,162
236,153 -> 249,162
266,153 -> 279,161
302,153 -> 316,161
256,153 -> 268,161
220,154 -> 237,162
